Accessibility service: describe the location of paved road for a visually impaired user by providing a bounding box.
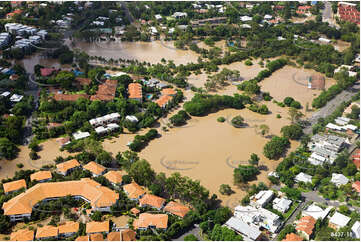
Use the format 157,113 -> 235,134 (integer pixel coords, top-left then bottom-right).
322,1 -> 338,28
304,82 -> 360,134
173,226 -> 201,241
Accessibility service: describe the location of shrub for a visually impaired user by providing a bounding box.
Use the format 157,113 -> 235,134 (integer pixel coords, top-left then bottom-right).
217,117 -> 226,122
263,136 -> 290,159
16,163 -> 24,168
245,60 -> 253,66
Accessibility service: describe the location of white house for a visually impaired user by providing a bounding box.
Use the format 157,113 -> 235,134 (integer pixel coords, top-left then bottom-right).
308,152 -> 327,166
264,14 -> 273,20
295,172 -> 312,183
155,14 -> 162,21
330,173 -> 349,187
272,197 -> 292,213
240,16 -> 252,22
73,131 -> 90,140
252,190 -> 273,207
329,212 -> 351,230
318,37 -> 331,43
225,216 -> 261,241
351,221 -> 360,239
10,94 -> 23,102
302,204 -> 331,221
125,115 -> 139,123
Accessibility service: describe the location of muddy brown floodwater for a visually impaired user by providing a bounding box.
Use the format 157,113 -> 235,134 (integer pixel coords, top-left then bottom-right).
72,40 -> 200,65
260,65 -> 336,113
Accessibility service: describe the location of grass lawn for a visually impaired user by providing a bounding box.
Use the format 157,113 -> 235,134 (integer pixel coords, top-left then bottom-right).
284,201 -> 300,219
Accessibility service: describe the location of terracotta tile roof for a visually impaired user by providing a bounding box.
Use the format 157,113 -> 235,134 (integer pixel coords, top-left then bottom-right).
2,178 -> 118,216
10,229 -> 34,241
47,122 -> 63,129
30,170 -> 52,182
352,181 -> 360,193
83,161 -> 106,176
35,225 -> 58,239
76,77 -> 92,86
128,83 -> 142,99
139,194 -> 166,209
155,95 -> 173,107
282,233 -> 303,241
75,235 -> 90,241
163,201 -> 190,218
296,216 -> 316,236
56,159 -> 81,174
91,79 -> 118,101
58,221 -> 79,235
3,179 -> 26,193
121,229 -> 136,241
133,213 -> 168,230
53,93 -> 89,102
103,171 -> 123,184
161,88 -> 176,96
90,233 -> 104,241
107,232 -> 120,241
86,220 -> 110,234
130,207 -> 140,215
6,9 -> 23,18
40,68 -> 56,77
10,74 -> 19,81
123,182 -> 145,200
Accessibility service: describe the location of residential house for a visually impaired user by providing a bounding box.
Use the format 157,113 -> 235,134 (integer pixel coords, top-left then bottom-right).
351,221 -> 360,239
123,182 -> 146,201
83,161 -> 106,177
163,201 -> 190,218
90,233 -> 104,241
40,68 -> 56,77
53,93 -> 89,101
251,190 -> 274,207
35,225 -> 58,240
104,171 -> 123,186
155,94 -> 173,108
3,179 -> 26,194
56,159 -> 81,176
272,197 -> 292,213
128,83 -> 142,103
75,235 -> 89,241
89,113 -> 120,127
139,194 -> 166,210
73,131 -> 90,140
296,5 -> 312,16
172,12 -> 187,19
329,212 -> 351,230
90,79 -> 118,101
330,173 -> 349,187
86,220 -> 110,235
337,2 -> 360,25
6,9 -> 23,19
352,181 -> 360,193
234,205 -> 282,233
282,233 -> 303,241
125,115 -> 139,123
302,204 -> 331,221
225,216 -> 262,241
2,178 -> 118,221
295,216 -> 316,240
295,172 -> 312,184
121,229 -> 136,241
133,213 -> 168,230
10,229 -> 34,241
10,94 -> 23,102
58,221 -> 79,238
107,232 -> 120,241
30,170 -> 52,183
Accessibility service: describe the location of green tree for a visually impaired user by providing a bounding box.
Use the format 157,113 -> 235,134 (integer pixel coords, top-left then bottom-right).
55,71 -> 75,90
234,165 -> 259,184
249,153 -> 260,166
263,136 -> 290,159
281,124 -> 304,140
219,184 -> 233,195
129,159 -> 155,187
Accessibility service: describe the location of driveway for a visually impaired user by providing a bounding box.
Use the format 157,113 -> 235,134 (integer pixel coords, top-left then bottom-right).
173,226 -> 201,241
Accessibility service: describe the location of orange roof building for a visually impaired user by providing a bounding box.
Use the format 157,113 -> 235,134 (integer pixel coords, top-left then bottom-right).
10,228 -> 35,241
90,233 -> 104,241
282,233 -> 303,241
56,159 -> 81,176
155,95 -> 173,108
35,225 -> 58,240
161,88 -> 176,96
3,179 -> 26,194
58,221 -> 80,237
83,161 -> 106,177
107,232 -> 120,241
2,178 -> 118,222
30,170 -> 52,182
128,83 -> 143,102
123,182 -> 146,200
76,77 -> 92,86
90,79 -> 118,101
139,194 -> 166,210
352,181 -> 360,193
130,207 -> 140,215
6,9 -> 23,19
103,171 -> 123,185
53,93 -> 89,102
75,235 -> 90,241
121,229 -> 136,241
295,216 -> 316,240
163,201 -> 190,218
86,220 -> 110,234
133,213 -> 168,230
